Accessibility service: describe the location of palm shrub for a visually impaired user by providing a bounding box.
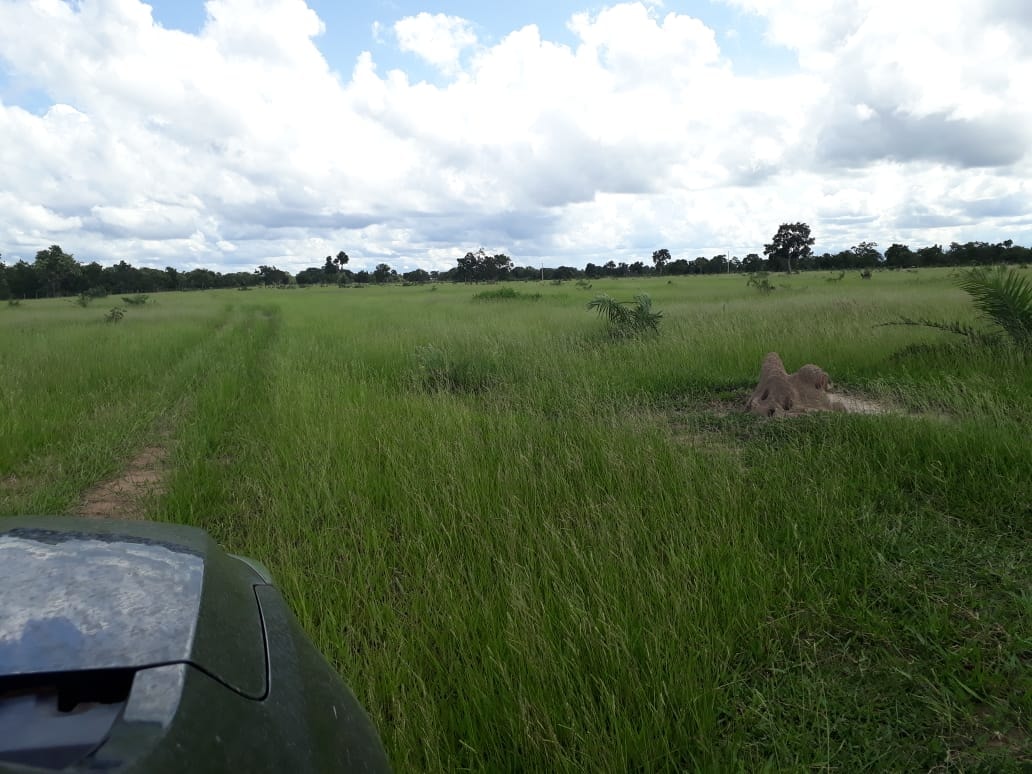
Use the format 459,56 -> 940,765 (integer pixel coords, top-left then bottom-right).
884,266 -> 1032,351
587,293 -> 662,337
958,266 -> 1032,349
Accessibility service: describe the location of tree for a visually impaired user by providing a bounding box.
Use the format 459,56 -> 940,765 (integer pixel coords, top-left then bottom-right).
486,253 -> 513,281
296,267 -> 326,285
323,256 -> 338,276
334,251 -> 349,271
884,243 -> 913,269
916,244 -> 946,267
764,223 -> 814,273
255,265 -> 290,285
373,263 -> 396,283
33,245 -> 80,296
850,241 -> 881,268
652,248 -> 671,274
403,268 -> 431,283
667,258 -> 691,275
0,255 -> 9,300
742,253 -> 765,273
456,250 -> 483,282
184,268 -> 217,289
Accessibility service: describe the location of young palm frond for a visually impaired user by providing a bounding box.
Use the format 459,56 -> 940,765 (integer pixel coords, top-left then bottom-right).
956,267 -> 1032,350
880,267 -> 1031,351
629,294 -> 663,333
876,317 -> 1001,345
587,294 -> 633,325
587,294 -> 662,336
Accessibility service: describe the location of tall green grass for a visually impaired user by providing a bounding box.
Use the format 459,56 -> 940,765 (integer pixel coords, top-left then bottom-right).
2,272 -> 1029,769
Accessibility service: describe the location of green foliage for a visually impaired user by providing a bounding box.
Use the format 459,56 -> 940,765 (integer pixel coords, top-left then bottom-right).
122,294 -> 149,306
104,307 -> 126,323
7,299 -> 21,307
472,287 -> 541,302
883,267 -> 1032,351
651,248 -> 671,273
412,344 -> 499,394
456,249 -> 513,282
746,273 -> 775,293
958,266 -> 1032,350
586,293 -> 662,336
764,222 -> 814,272
73,293 -> 93,307
884,317 -> 999,346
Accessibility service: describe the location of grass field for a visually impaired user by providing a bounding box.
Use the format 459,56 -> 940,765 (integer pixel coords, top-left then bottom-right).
2,270 -> 1029,770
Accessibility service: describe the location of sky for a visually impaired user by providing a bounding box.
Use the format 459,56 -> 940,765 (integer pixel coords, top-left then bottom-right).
0,0 -> 1029,274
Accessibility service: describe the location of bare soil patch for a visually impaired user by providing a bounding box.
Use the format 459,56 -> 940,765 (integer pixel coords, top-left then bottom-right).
75,443 -> 169,519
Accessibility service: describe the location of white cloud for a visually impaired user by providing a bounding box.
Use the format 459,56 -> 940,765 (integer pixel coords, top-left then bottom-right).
393,12 -> 477,74
0,0 -> 1028,273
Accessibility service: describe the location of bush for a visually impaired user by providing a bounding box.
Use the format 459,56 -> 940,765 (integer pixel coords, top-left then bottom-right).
413,344 -> 499,394
104,307 -> 126,323
121,294 -> 149,305
747,273 -> 775,294
473,288 -> 541,302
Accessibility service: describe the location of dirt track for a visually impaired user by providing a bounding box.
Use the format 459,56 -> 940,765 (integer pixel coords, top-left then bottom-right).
75,443 -> 168,519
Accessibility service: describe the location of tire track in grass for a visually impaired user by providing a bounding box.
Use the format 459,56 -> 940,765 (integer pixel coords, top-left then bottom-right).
70,305 -> 267,520
151,303 -> 282,533
75,438 -> 169,519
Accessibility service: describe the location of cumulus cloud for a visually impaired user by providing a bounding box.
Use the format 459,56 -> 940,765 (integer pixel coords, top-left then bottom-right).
393,12 -> 477,74
0,0 -> 1028,272
722,0 -> 1032,171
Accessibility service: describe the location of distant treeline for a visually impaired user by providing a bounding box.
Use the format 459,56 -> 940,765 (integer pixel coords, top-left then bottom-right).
1,239 -> 1029,299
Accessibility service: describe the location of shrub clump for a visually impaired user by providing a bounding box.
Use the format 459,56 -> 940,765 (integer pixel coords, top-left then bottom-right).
747,273 -> 775,294
413,344 -> 500,394
473,287 -> 541,302
104,307 -> 126,323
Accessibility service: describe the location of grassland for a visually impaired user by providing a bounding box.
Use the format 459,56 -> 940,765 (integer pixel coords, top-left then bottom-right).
2,270 -> 1029,770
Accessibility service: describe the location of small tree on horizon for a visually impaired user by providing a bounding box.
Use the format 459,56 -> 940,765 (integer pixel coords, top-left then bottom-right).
764,223 -> 814,273
652,248 -> 671,275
